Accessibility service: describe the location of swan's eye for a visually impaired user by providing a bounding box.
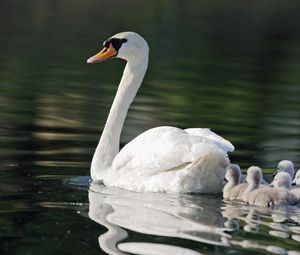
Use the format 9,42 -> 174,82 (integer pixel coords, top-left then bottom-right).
103,40 -> 110,48
110,38 -> 128,51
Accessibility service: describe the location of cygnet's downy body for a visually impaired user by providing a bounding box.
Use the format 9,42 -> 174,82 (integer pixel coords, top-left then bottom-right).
243,166 -> 297,207
240,172 -> 268,185
274,172 -> 300,201
223,164 -> 248,201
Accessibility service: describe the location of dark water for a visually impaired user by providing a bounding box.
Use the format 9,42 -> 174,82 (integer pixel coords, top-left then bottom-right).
1,0 -> 300,254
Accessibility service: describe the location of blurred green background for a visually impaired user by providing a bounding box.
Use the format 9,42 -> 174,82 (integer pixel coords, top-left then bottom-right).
1,0 -> 300,171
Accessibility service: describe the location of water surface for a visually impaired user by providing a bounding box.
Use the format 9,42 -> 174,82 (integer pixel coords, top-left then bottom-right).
1,0 -> 300,254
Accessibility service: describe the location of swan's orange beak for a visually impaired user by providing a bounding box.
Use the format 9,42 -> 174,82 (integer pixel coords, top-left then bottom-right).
87,44 -> 117,64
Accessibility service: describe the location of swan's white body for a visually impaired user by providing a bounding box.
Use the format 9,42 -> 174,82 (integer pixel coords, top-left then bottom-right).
87,32 -> 234,193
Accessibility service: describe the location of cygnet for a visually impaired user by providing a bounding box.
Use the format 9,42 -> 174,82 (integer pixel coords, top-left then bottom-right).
243,166 -> 297,207
272,160 -> 295,178
270,160 -> 295,186
223,164 -> 248,201
274,172 -> 300,200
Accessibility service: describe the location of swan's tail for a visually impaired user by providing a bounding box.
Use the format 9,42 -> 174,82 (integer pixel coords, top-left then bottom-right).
179,147 -> 230,193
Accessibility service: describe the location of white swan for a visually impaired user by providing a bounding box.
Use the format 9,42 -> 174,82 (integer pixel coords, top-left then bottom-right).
86,32 -> 234,193
243,166 -> 297,207
223,164 -> 247,201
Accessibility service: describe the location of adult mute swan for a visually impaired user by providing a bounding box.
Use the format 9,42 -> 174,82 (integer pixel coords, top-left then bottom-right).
87,32 -> 234,193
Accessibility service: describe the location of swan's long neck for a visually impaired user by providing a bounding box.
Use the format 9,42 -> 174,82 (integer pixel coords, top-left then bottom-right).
91,56 -> 148,180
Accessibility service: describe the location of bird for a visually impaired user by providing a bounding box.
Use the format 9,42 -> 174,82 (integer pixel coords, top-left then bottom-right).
86,32 -> 234,193
273,172 -> 300,200
269,160 -> 295,186
223,164 -> 248,201
242,166 -> 297,207
272,160 -> 295,178
292,169 -> 300,186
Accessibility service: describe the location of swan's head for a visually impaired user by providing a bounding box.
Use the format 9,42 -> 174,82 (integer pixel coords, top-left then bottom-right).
225,164 -> 241,184
246,166 -> 262,186
87,32 -> 149,64
273,172 -> 291,190
272,160 -> 294,178
292,169 -> 300,186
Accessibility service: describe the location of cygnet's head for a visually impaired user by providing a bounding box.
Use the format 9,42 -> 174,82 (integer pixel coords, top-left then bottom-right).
292,169 -> 300,186
87,32 -> 149,63
273,160 -> 294,178
246,166 -> 262,186
225,164 -> 241,184
273,172 -> 292,190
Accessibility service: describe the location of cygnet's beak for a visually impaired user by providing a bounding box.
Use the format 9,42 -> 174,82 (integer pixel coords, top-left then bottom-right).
271,171 -> 277,178
87,44 -> 117,64
292,181 -> 296,186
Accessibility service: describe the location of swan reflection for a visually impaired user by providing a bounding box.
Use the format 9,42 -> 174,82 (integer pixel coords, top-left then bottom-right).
88,183 -> 300,254
88,182 -> 231,255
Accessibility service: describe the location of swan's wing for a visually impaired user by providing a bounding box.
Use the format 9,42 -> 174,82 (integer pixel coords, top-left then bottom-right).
112,126 -> 231,176
184,128 -> 234,152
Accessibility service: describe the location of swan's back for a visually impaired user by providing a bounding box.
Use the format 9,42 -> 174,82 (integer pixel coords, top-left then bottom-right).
112,126 -> 231,175
184,128 -> 234,152
105,126 -> 232,193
